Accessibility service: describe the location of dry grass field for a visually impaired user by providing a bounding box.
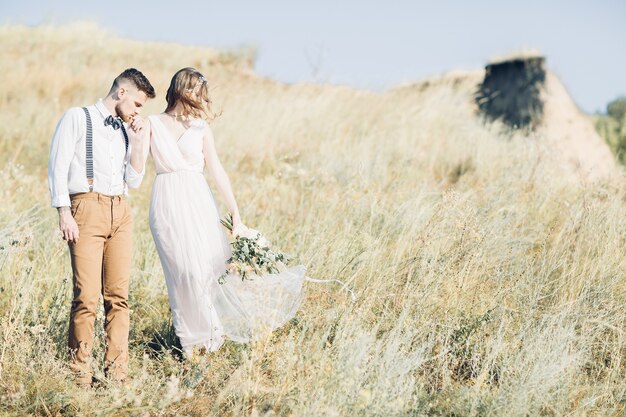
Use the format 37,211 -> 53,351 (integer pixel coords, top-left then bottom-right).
0,23 -> 624,416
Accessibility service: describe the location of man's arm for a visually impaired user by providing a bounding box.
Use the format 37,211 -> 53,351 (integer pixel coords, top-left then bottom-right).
48,108 -> 82,242
125,116 -> 150,188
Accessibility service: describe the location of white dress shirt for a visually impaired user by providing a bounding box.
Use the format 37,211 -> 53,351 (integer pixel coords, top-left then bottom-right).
48,99 -> 145,207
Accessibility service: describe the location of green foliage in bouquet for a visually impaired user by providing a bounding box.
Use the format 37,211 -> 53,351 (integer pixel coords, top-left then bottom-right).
218,214 -> 291,284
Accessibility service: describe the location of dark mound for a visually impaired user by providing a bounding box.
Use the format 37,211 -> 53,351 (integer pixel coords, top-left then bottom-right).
475,56 -> 546,129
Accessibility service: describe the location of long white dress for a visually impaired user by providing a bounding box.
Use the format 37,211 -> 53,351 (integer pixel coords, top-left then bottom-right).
147,115 -> 306,356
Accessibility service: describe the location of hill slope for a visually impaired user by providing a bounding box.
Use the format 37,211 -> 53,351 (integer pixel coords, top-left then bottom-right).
0,24 -> 624,416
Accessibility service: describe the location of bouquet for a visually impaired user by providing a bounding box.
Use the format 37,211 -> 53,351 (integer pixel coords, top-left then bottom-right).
218,214 -> 291,284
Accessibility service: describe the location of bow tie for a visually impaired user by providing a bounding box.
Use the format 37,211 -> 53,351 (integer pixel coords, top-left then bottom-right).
104,115 -> 123,130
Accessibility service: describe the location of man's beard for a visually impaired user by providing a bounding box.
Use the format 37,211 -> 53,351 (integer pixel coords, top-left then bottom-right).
114,103 -> 132,123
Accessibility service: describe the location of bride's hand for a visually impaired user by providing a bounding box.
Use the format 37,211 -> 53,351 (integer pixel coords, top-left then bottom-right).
231,222 -> 248,239
128,115 -> 146,134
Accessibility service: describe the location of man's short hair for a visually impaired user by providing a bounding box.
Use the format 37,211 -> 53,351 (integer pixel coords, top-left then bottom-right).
111,68 -> 156,99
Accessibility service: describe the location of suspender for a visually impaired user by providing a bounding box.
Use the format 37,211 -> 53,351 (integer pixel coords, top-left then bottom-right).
120,125 -> 129,184
82,107 -> 94,191
81,107 -> 129,192
120,125 -> 129,154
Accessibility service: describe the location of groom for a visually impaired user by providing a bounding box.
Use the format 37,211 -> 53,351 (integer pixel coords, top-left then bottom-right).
48,68 -> 155,386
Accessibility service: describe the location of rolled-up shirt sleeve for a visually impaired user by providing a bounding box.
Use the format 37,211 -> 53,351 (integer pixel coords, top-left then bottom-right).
125,147 -> 145,189
48,108 -> 82,208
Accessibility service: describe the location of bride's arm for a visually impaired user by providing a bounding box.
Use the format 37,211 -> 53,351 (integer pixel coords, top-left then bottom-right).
202,124 -> 245,233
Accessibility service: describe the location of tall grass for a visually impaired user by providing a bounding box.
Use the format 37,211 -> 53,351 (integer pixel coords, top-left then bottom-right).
0,24 -> 624,416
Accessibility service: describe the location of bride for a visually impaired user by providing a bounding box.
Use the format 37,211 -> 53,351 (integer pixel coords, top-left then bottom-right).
137,67 -> 306,356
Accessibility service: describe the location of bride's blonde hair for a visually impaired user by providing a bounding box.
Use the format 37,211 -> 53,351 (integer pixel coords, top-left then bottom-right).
165,67 -> 220,120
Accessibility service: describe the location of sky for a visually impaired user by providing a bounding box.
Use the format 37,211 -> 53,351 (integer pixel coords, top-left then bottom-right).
2,0 -> 625,113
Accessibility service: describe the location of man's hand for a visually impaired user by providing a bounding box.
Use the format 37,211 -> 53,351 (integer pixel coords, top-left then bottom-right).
58,207 -> 79,243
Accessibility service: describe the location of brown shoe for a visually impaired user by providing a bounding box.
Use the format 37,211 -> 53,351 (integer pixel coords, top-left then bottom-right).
74,373 -> 93,388
104,357 -> 128,383
106,377 -> 131,390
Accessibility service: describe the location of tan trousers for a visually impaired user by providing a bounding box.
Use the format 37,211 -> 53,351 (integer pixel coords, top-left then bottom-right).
67,192 -> 132,384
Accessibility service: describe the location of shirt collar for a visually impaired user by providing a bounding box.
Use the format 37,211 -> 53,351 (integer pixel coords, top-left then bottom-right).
94,99 -> 113,120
